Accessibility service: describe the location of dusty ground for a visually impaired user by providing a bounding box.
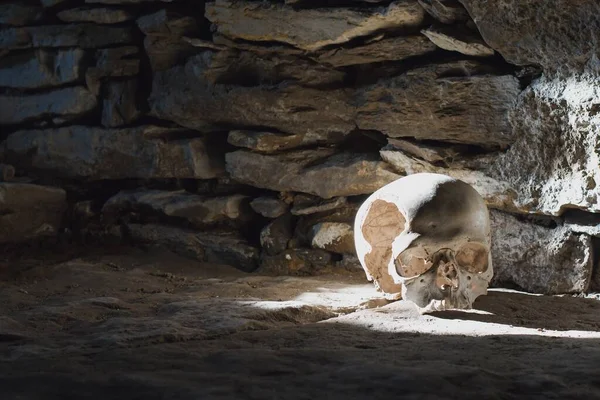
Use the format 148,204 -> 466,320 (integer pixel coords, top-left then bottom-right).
2,246 -> 600,399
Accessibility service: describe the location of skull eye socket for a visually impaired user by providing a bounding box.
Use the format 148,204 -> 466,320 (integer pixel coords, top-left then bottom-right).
455,242 -> 489,273
395,249 -> 434,278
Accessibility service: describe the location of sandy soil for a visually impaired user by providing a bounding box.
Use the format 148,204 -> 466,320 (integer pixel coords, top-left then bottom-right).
2,246 -> 600,399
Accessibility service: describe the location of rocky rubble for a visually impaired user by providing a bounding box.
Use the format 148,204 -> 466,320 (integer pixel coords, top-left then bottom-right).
0,0 -> 599,296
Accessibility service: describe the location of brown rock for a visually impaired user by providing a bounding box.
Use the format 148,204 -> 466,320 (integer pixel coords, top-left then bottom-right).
310,222 -> 355,254
2,126 -> 225,180
103,190 -> 253,227
205,0 -> 425,51
386,138 -> 459,164
57,7 -> 134,24
355,61 -> 520,148
225,149 -> 400,199
490,210 -> 593,294
142,35 -> 197,72
0,49 -> 85,89
227,130 -> 307,153
380,146 -> 519,212
314,35 -> 437,67
101,79 -> 142,128
421,24 -> 494,57
417,0 -> 469,24
291,196 -> 348,216
0,183 -> 66,243
136,10 -> 197,36
0,86 -> 97,125
250,197 -> 289,219
150,52 -> 354,139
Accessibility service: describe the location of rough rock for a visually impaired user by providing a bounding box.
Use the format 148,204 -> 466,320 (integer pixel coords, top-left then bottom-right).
226,149 -> 400,199
380,147 -> 519,212
85,0 -> 179,3
57,7 -> 133,24
136,10 -> 197,36
136,10 -> 198,72
126,223 -> 259,272
0,49 -> 85,89
101,79 -> 142,128
294,203 -> 360,247
0,87 -> 97,125
418,0 -> 469,24
0,24 -> 133,50
0,164 -> 16,182
0,183 -> 66,243
563,210 -> 600,238
260,214 -> 295,256
250,197 -> 289,219
337,253 -> 363,270
94,47 -> 140,76
176,42 -> 346,87
1,3 -> 43,26
291,195 -> 347,216
150,52 -> 354,139
142,35 -> 196,72
2,126 -> 225,180
386,138 -> 460,164
86,47 -> 140,94
205,0 -> 426,51
103,190 -> 253,227
259,248 -> 333,276
355,61 -> 520,148
490,210 -> 593,294
314,35 -> 437,67
310,222 -> 355,254
488,74 -> 600,215
421,25 -> 494,57
207,48 -> 346,87
228,131 -> 309,153
41,0 -> 69,6
458,0 -> 600,72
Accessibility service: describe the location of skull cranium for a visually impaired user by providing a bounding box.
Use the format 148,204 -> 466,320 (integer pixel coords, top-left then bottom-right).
354,173 -> 492,313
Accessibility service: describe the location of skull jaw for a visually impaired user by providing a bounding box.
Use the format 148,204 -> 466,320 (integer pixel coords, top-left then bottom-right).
400,264 -> 490,314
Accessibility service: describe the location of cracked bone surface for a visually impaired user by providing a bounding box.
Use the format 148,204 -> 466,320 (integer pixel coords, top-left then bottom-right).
354,173 -> 492,313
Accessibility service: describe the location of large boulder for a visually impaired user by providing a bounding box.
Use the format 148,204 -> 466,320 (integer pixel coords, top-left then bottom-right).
355,61 -> 521,148
458,0 -> 600,72
490,210 -> 593,294
488,74 -> 600,216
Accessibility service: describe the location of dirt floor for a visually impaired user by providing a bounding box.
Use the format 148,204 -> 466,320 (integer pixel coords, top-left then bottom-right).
2,246 -> 600,399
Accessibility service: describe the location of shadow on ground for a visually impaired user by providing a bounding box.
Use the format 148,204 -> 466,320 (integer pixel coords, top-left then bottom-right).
1,247 -> 600,399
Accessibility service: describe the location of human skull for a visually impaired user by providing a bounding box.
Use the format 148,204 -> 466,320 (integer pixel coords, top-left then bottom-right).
354,173 -> 492,313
